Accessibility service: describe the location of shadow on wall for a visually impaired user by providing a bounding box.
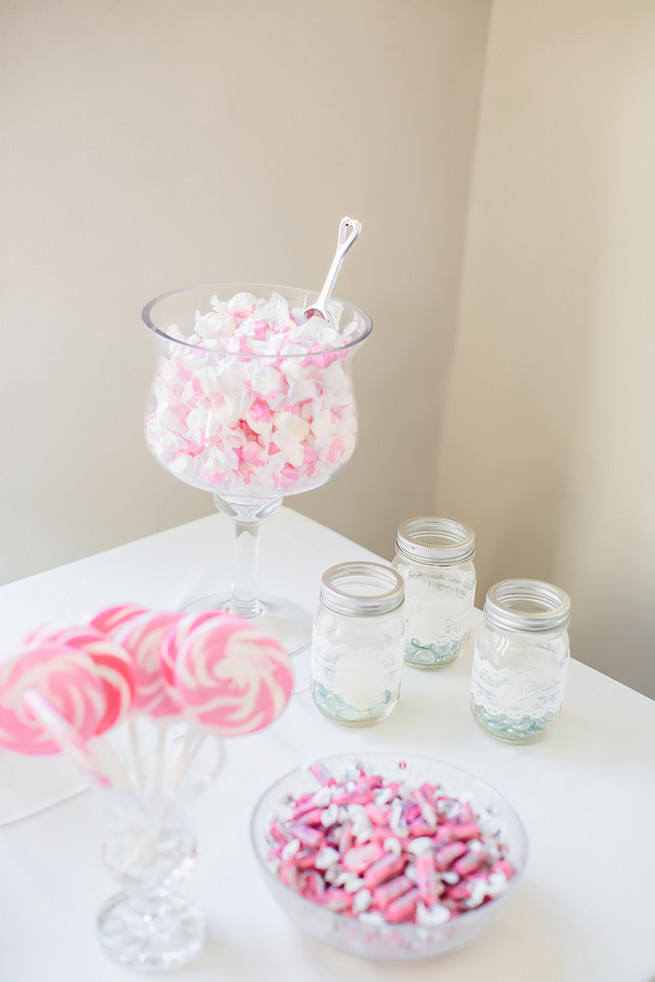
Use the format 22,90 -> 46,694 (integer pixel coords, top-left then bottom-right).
434,0 -> 655,698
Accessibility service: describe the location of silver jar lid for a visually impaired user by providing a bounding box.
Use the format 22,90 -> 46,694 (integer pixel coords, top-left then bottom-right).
395,517 -> 475,566
484,579 -> 571,633
320,562 -> 405,616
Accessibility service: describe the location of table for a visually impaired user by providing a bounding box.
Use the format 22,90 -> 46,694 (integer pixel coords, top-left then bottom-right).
1,509 -> 653,981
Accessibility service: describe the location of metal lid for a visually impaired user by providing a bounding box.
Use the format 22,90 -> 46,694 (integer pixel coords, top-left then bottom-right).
395,517 -> 475,566
483,579 -> 571,633
319,562 -> 405,616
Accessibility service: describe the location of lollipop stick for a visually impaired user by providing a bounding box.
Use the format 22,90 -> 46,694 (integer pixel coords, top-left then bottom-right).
169,726 -> 206,791
88,735 -> 135,792
154,719 -> 168,793
22,689 -> 113,789
128,715 -> 145,791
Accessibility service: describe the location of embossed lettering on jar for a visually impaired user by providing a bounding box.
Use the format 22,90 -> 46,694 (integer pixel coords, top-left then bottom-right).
470,579 -> 571,743
392,517 -> 476,669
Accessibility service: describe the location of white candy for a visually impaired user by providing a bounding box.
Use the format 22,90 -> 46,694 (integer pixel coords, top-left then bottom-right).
281,838 -> 301,861
407,836 -> 434,856
344,876 -> 367,894
416,902 -> 451,927
350,810 -> 373,843
314,847 -> 340,870
352,888 -> 372,914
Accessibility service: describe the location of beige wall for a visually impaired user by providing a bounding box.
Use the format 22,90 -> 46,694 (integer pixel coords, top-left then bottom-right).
4,0 -> 652,699
436,0 -> 655,697
0,0 -> 490,580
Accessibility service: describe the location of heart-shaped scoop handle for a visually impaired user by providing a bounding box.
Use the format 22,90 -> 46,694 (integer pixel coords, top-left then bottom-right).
303,217 -> 362,323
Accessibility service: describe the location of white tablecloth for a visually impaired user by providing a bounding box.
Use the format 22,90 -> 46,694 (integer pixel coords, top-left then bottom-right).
1,509 -> 653,981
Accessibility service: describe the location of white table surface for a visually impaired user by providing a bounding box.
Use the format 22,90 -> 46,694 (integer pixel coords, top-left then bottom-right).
0,509 -> 653,982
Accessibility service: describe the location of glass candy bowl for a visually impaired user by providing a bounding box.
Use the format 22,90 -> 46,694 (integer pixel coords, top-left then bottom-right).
142,284 -> 372,663
97,726 -> 224,971
250,751 -> 528,961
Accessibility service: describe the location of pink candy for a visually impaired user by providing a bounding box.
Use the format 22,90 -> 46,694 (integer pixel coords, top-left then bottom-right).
23,625 -> 136,735
174,616 -> 293,735
0,644 -> 106,755
0,602 -> 294,769
145,292 -> 358,498
113,609 -> 185,719
265,763 -> 516,927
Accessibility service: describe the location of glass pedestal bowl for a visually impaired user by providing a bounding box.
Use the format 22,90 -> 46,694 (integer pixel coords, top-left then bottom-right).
141,284 -> 371,682
250,750 -> 528,961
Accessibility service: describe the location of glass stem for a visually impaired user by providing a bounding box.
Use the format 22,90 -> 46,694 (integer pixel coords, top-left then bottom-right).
230,518 -> 264,619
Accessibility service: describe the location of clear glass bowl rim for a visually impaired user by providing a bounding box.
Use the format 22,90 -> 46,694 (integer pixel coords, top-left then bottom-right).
141,281 -> 373,359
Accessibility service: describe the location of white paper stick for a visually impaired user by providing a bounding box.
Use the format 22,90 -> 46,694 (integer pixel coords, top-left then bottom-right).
128,715 -> 144,791
169,726 -> 206,791
154,719 -> 168,793
23,689 -> 113,789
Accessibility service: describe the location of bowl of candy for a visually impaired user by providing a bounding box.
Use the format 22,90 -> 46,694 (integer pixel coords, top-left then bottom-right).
250,751 -> 528,960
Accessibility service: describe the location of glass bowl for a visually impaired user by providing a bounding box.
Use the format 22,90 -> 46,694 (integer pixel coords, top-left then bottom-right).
250,750 -> 528,960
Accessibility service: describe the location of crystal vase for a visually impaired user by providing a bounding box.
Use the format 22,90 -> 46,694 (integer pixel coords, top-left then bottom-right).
96,724 -> 223,971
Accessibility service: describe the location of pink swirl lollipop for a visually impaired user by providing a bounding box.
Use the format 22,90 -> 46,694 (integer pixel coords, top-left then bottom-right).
160,610 -> 229,687
0,644 -> 105,755
173,617 -> 293,736
20,625 -> 136,735
114,609 -> 186,719
89,603 -> 150,637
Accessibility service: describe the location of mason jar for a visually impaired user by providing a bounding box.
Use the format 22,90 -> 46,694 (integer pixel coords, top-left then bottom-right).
311,562 -> 405,726
470,579 -> 571,743
392,517 -> 476,668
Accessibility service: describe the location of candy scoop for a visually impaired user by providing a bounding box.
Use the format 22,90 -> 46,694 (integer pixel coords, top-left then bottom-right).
303,216 -> 362,326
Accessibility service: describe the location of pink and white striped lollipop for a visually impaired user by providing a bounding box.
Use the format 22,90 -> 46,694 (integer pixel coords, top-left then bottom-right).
160,610 -> 229,687
0,644 -> 105,755
173,617 -> 293,736
89,603 -> 149,637
20,625 -> 136,735
114,609 -> 186,719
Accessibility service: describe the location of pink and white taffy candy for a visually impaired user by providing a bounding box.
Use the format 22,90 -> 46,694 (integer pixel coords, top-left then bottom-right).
174,616 -> 293,735
0,644 -> 105,755
145,292 -> 358,498
265,763 -> 517,925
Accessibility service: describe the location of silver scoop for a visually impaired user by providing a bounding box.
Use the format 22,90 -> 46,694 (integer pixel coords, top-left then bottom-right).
303,216 -> 362,325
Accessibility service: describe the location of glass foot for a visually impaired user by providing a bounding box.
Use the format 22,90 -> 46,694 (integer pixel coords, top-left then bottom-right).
97,890 -> 204,971
185,592 -> 312,692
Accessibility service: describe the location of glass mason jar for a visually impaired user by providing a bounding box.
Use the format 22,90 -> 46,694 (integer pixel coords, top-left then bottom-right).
392,517 -> 476,668
310,562 -> 405,726
470,579 -> 571,743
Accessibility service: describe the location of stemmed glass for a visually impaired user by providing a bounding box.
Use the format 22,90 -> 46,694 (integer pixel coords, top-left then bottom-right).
141,283 -> 371,673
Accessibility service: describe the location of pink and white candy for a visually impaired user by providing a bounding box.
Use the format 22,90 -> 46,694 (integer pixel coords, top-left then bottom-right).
89,603 -> 149,637
0,644 -> 105,755
145,291 -> 358,498
21,688 -> 112,786
159,610 -> 226,687
174,616 -> 293,735
113,609 -> 186,719
19,624 -> 135,734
